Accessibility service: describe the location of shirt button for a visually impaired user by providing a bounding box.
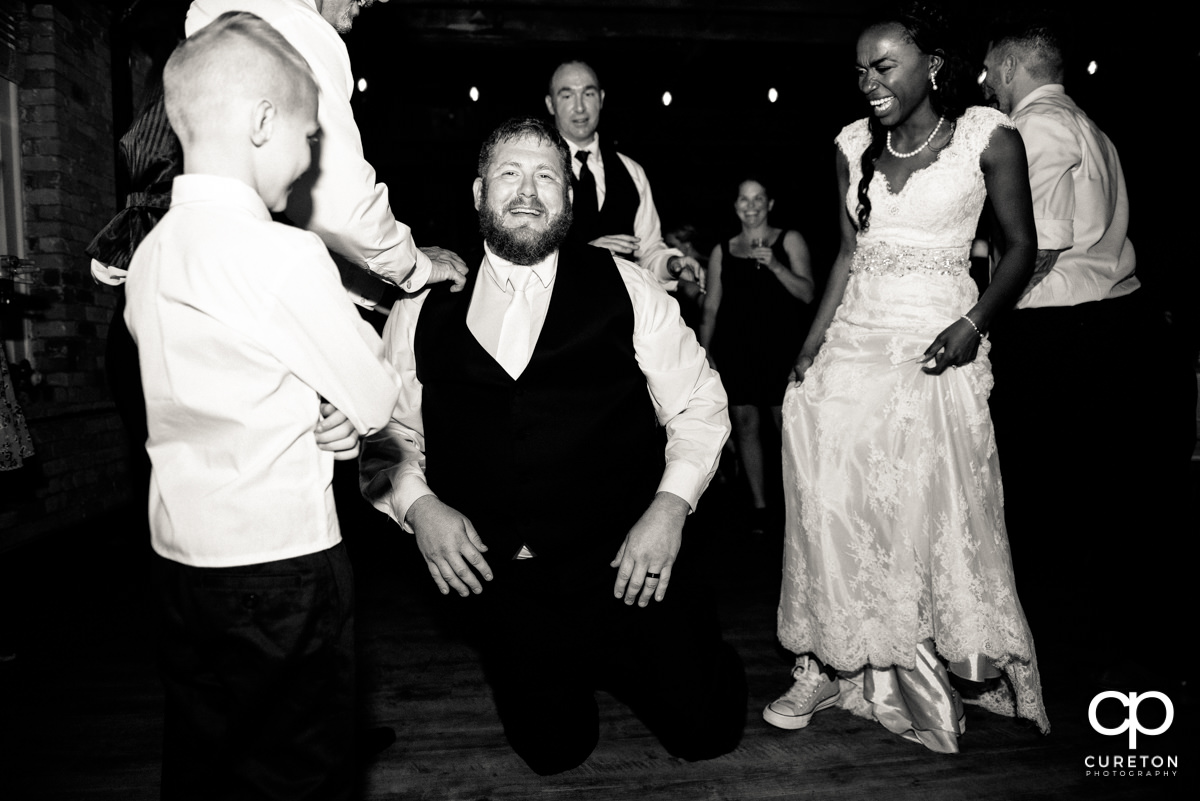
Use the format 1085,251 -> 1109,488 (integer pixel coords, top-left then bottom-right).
242,593 -> 259,610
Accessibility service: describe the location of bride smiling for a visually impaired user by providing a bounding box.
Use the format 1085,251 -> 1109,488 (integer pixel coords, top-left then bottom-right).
764,2 -> 1049,752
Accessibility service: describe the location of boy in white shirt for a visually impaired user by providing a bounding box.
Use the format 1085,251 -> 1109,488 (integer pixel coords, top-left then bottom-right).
124,13 -> 400,799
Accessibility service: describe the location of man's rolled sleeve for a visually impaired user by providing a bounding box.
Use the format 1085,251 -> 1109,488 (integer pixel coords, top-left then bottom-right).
1014,111 -> 1079,253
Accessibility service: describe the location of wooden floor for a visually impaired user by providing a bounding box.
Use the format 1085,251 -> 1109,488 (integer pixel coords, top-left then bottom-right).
1,465 -> 1196,801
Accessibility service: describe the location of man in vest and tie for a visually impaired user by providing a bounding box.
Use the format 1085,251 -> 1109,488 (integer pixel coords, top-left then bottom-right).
360,117 -> 746,775
545,60 -> 703,292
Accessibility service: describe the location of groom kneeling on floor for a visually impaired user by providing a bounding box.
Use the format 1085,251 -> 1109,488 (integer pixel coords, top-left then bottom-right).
360,116 -> 747,775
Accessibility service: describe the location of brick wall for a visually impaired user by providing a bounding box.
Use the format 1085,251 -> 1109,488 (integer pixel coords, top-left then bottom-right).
1,1 -> 126,550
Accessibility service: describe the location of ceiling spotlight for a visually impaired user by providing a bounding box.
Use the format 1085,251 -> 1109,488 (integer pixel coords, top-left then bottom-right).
1087,60 -> 1098,75
768,88 -> 778,103
662,91 -> 673,107
469,86 -> 480,102
356,77 -> 368,93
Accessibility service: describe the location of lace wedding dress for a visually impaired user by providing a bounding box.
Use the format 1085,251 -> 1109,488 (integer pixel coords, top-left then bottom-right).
777,106 -> 1048,751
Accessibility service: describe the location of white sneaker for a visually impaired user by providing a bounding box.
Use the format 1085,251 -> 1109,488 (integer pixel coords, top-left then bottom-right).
763,656 -> 841,730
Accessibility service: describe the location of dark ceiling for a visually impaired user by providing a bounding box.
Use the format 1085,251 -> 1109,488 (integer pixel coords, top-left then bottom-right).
106,0 -> 1182,280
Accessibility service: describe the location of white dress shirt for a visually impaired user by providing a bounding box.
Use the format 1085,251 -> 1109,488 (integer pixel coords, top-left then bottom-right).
566,136 -> 686,290
125,174 -> 401,568
183,0 -> 432,301
466,248 -> 556,376
1010,84 -> 1139,308
362,244 -> 730,532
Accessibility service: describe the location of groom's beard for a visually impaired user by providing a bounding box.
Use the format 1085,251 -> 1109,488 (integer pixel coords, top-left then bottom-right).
479,183 -> 573,266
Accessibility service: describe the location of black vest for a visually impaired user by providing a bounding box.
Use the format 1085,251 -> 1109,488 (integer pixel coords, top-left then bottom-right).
568,142 -> 641,245
413,242 -> 665,565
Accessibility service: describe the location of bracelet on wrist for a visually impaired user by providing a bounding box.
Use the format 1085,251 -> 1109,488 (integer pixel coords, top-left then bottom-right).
959,314 -> 982,338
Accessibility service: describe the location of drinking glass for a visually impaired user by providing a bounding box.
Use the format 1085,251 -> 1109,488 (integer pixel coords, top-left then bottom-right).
749,236 -> 766,268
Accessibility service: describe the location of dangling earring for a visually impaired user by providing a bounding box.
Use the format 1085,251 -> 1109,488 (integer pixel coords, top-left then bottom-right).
930,70 -> 939,92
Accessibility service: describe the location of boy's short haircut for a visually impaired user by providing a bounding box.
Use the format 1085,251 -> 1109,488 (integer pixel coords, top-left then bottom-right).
163,11 -> 317,145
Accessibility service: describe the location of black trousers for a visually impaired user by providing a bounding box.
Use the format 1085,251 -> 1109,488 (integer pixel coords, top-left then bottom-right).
988,291 -> 1192,654
153,543 -> 356,801
472,553 -> 747,775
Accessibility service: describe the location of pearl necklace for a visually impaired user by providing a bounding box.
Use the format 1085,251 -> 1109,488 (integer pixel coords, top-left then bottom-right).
886,115 -> 945,159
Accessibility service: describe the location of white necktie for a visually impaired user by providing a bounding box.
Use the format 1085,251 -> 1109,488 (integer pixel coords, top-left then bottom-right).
495,268 -> 533,378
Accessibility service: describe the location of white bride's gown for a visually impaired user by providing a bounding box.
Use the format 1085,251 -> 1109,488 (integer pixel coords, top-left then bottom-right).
778,106 -> 1049,751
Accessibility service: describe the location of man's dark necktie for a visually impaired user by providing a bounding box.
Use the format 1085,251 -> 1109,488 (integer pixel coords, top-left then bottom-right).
573,150 -> 599,223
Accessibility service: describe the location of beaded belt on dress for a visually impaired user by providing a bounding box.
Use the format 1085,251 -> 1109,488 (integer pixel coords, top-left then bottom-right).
850,242 -> 970,277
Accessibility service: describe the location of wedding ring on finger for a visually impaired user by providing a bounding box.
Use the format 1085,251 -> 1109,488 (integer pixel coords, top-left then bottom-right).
646,572 -> 661,580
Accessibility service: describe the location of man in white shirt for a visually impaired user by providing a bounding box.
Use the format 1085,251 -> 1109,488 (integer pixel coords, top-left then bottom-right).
982,19 -> 1184,669
545,60 -> 703,292
125,17 -> 400,798
95,0 -> 467,300
982,29 -> 1137,309
184,0 -> 466,299
360,117 -> 746,775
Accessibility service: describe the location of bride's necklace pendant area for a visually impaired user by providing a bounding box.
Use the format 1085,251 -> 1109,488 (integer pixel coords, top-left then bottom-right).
887,115 -> 945,159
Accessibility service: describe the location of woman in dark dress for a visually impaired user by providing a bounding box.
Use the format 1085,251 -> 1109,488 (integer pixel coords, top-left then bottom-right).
699,179 -> 814,530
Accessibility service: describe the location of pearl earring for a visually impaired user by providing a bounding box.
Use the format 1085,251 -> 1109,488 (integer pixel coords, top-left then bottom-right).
930,71 -> 939,92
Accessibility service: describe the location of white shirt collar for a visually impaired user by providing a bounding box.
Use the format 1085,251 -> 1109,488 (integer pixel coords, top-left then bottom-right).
483,243 -> 558,292
170,174 -> 273,222
566,135 -> 601,159
1011,83 -> 1066,116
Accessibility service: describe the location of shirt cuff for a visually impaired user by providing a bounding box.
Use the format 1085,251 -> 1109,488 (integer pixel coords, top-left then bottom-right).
91,259 -> 128,286
642,248 -> 684,288
344,281 -> 387,311
1034,219 -> 1073,252
400,249 -> 433,294
391,475 -> 437,533
656,461 -> 707,513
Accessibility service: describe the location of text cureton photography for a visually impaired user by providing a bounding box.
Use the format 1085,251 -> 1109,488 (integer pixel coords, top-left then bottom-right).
1085,690 -> 1182,780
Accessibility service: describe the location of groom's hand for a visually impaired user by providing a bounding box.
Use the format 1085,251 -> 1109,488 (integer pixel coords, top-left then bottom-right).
406,495 -> 492,596
611,492 -> 688,607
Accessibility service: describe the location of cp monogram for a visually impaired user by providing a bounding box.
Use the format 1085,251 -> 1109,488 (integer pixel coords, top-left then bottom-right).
1088,691 -> 1174,749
